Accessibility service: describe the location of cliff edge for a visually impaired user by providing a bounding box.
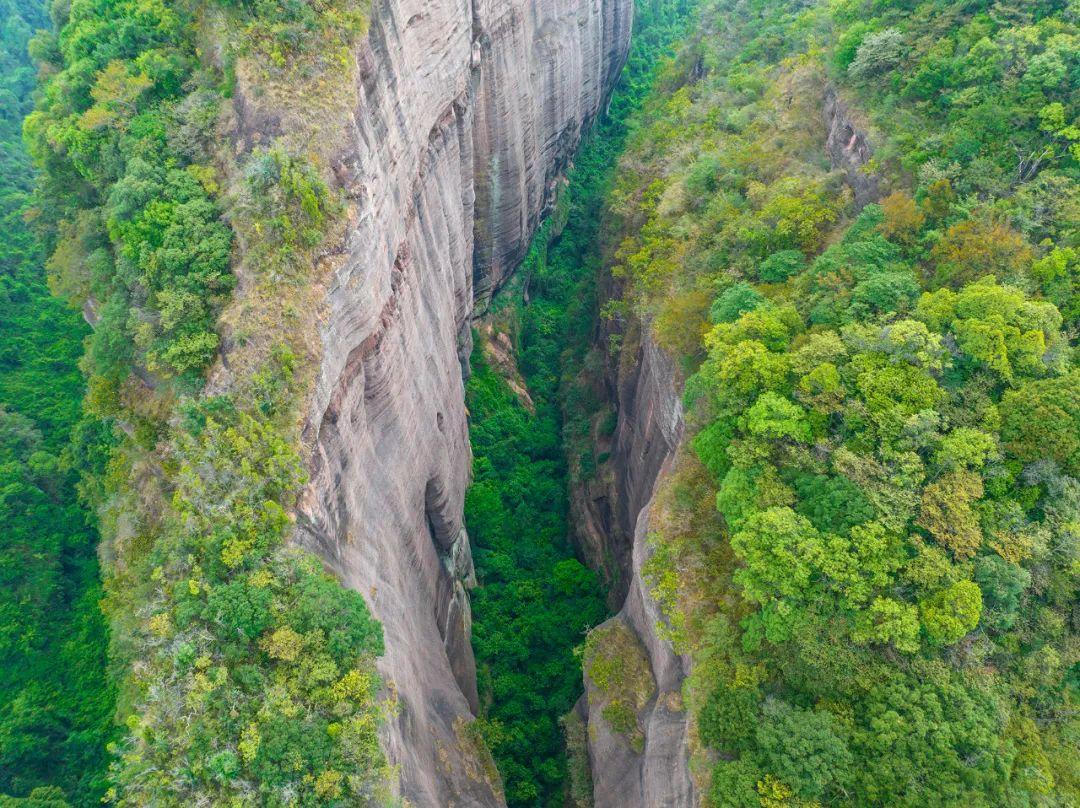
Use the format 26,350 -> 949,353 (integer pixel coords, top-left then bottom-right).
285,1 -> 632,803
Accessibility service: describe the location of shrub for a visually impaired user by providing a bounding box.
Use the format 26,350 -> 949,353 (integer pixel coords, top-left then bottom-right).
848,29 -> 905,80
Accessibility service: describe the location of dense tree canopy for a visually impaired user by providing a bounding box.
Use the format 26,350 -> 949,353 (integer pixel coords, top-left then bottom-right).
602,0 -> 1080,804
0,1 -> 114,802
21,0 -> 388,804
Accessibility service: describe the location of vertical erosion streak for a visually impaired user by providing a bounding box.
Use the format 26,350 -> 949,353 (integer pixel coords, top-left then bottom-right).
294,1 -> 634,804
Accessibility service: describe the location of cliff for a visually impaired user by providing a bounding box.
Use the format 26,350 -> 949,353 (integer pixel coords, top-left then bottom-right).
281,1 -> 632,803
573,83 -> 882,808
574,310 -> 697,807
824,86 -> 881,210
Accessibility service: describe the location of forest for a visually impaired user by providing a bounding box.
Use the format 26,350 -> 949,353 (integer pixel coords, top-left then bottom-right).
0,0 -> 1076,805
601,0 -> 1080,804
7,0 -> 388,804
0,0 -> 114,802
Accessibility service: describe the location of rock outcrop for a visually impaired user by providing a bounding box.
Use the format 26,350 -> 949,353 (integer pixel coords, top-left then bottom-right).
288,0 -> 632,804
824,86 -> 881,209
576,321 -> 696,808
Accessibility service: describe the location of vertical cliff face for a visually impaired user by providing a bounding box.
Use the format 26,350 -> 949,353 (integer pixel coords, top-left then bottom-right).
288,0 -> 632,803
824,86 -> 881,210
577,322 -> 696,808
472,0 -> 632,300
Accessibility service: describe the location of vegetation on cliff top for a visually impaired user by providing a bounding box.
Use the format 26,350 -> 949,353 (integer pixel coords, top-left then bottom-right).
600,0 -> 1079,804
23,0 -> 388,804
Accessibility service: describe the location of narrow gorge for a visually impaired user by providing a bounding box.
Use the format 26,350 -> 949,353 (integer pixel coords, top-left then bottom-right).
279,2 -> 632,802
6,0 -> 1078,806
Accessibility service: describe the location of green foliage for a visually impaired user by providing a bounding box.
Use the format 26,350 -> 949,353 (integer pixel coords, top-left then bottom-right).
24,0 -> 234,390
560,711 -> 592,808
26,0 -> 366,393
465,4 -> 696,802
466,344 -> 608,805
974,554 -> 1030,632
582,623 -> 654,754
241,148 -> 340,276
0,1 -> 116,802
755,699 -> 852,800
1032,247 -> 1080,327
919,579 -> 983,645
108,405 -> 389,806
0,412 -> 115,804
708,759 -> 759,808
224,0 -> 370,69
730,507 -> 820,605
710,282 -> 765,323
0,786 -> 71,807
847,28 -> 904,80
851,597 -> 920,654
757,250 -> 805,283
916,278 -> 1066,383
698,684 -> 758,753
20,0 -> 393,801
1000,372 -> 1080,474
600,0 -> 1080,804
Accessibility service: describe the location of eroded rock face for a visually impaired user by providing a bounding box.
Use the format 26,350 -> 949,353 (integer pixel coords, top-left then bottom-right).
472,0 -> 632,301
824,86 -> 881,209
577,327 -> 696,808
291,0 -> 632,804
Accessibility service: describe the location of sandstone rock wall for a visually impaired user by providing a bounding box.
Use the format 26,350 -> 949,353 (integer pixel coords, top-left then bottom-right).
577,327 -> 697,808
290,0 -> 632,804
472,0 -> 632,300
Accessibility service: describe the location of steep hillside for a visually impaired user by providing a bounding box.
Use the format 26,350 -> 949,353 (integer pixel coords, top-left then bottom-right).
579,0 -> 1079,805
25,0 -> 632,804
